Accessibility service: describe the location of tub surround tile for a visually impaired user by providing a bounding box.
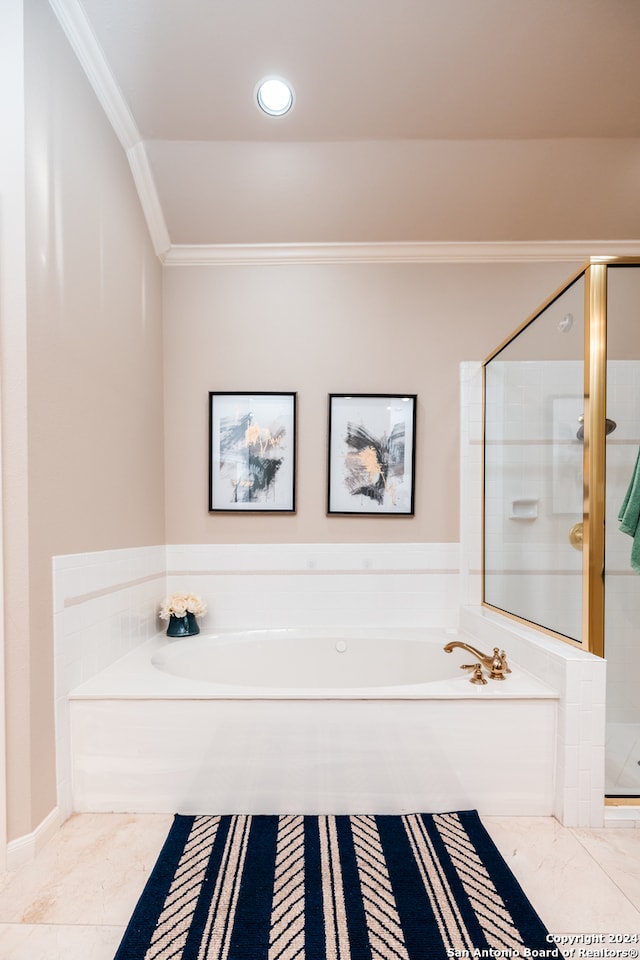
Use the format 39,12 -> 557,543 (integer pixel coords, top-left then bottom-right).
165,541 -> 459,571
57,543 -> 601,828
165,542 -> 461,632
69,693 -> 556,817
459,604 -> 606,827
54,539 -> 460,826
53,545 -> 168,819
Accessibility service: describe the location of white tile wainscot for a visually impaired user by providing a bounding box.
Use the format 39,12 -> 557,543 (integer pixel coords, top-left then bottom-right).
165,542 -> 461,631
53,545 -> 166,820
57,541 -> 461,818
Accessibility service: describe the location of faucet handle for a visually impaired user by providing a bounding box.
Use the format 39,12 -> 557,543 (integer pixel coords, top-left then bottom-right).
500,649 -> 511,674
460,662 -> 488,685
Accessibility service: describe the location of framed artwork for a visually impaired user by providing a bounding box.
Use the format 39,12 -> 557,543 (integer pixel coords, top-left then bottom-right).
327,394 -> 417,515
209,392 -> 297,512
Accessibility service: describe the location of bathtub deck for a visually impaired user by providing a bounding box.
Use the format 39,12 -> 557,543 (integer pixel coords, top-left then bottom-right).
69,631 -> 559,700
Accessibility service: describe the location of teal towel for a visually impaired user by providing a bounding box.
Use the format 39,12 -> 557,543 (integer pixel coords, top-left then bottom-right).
619,447 -> 640,574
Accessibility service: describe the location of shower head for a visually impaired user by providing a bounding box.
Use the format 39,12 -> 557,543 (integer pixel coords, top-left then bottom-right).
576,416 -> 617,441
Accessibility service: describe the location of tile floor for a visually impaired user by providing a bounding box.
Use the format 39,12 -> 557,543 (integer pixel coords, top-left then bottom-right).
0,811 -> 639,959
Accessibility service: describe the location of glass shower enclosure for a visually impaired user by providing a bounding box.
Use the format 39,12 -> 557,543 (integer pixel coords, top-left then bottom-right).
482,258 -> 640,800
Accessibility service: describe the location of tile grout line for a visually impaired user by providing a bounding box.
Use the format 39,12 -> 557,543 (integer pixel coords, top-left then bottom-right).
168,568 -> 459,577
64,571 -> 165,607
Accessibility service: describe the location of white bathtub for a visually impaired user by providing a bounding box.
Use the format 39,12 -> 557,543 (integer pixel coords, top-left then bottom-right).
69,627 -> 558,816
151,628 -> 482,692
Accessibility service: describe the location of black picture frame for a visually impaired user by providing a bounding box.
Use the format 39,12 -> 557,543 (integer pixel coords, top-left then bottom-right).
327,393 -> 417,515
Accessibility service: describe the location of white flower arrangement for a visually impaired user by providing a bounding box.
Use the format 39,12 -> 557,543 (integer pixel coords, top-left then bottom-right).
159,592 -> 207,621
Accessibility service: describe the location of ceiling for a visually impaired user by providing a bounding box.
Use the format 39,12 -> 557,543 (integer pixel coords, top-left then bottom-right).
55,0 -> 640,251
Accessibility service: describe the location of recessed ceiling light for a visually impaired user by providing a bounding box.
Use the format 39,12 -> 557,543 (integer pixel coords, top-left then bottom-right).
256,77 -> 294,117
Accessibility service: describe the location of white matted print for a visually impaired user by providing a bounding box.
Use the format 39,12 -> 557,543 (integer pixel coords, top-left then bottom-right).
209,392 -> 296,512
327,394 -> 416,515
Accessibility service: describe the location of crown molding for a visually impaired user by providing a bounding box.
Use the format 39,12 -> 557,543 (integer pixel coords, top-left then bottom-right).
127,144 -> 171,257
48,0 -> 138,149
48,0 -> 170,257
162,240 -> 640,267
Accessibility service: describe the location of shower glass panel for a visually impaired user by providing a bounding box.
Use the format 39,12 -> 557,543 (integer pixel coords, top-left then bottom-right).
604,264 -> 640,797
484,276 -> 585,642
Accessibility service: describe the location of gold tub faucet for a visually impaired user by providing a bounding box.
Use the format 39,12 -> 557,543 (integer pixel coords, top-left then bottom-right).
443,640 -> 510,680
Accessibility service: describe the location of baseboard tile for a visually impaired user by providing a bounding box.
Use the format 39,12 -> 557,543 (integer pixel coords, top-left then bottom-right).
6,806 -> 63,871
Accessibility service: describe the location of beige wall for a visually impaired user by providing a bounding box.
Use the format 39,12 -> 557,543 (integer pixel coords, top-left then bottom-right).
0,0 -> 165,840
163,260 -> 581,545
0,0 -> 27,859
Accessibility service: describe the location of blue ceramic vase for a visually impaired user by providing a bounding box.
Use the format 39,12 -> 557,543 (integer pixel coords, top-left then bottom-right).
166,611 -> 200,637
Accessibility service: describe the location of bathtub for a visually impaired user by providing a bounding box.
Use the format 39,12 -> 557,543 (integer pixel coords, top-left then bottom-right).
151,628 -> 490,692
68,627 -> 558,816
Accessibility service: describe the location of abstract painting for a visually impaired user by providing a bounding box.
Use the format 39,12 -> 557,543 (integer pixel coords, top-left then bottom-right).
209,392 -> 296,512
327,394 -> 416,515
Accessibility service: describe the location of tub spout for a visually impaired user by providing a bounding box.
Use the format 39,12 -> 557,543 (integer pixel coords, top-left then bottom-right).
444,640 -> 508,680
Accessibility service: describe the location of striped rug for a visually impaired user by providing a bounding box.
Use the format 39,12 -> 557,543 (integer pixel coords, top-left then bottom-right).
115,811 -> 560,960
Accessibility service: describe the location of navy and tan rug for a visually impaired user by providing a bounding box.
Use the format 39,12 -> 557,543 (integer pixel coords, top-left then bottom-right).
114,811 -> 560,959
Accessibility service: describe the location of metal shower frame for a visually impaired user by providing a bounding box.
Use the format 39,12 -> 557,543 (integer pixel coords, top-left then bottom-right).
482,256 -> 640,657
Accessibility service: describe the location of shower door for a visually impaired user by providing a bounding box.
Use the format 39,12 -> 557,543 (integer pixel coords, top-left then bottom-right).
483,276 -> 585,642
604,264 -> 640,798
